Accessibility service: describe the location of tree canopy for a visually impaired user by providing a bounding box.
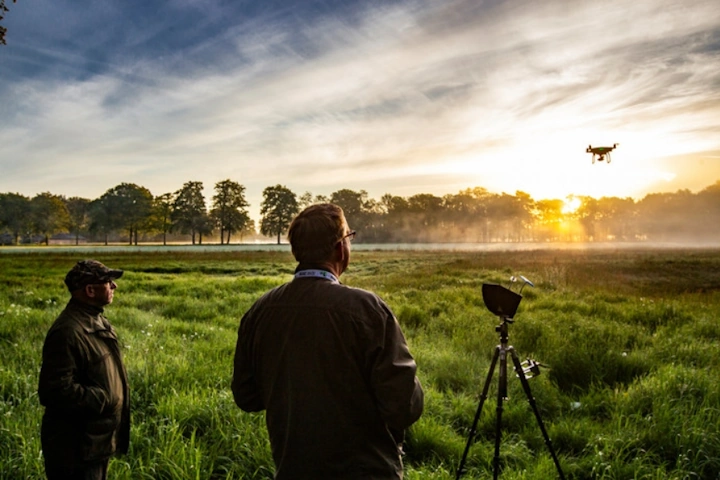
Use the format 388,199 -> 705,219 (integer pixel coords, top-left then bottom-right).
98,183 -> 154,245
0,192 -> 30,244
65,197 -> 91,245
30,193 -> 69,245
260,185 -> 299,244
211,179 -> 250,245
172,181 -> 209,245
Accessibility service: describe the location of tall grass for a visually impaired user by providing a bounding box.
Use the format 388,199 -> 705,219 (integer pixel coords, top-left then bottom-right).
1,248 -> 719,479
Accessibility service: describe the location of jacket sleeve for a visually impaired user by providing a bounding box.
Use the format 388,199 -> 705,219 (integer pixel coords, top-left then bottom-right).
38,328 -> 109,415
231,310 -> 265,412
369,304 -> 424,431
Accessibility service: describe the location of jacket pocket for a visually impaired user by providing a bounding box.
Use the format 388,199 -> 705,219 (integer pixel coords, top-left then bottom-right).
86,352 -> 121,414
80,417 -> 119,462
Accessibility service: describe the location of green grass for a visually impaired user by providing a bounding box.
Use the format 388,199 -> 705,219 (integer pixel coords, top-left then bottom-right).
1,248 -> 720,479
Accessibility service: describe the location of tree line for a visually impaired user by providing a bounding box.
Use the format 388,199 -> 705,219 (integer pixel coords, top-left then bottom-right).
1,179 -> 720,246
1,180 -> 256,246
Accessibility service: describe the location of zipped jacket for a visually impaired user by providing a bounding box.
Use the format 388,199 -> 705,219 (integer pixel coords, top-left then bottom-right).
232,273 -> 424,479
38,298 -> 130,469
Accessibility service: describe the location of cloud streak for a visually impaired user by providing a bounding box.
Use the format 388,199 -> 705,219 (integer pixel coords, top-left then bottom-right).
1,0 -> 719,215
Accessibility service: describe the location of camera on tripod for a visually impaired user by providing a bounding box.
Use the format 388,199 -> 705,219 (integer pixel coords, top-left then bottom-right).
481,275 -> 533,319
481,284 -> 521,319
456,275 -> 565,480
482,277 -> 543,380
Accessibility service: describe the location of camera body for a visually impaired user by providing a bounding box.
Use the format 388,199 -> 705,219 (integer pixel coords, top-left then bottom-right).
482,283 -> 522,318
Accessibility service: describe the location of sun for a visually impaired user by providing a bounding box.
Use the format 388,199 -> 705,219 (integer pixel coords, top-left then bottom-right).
561,196 -> 582,214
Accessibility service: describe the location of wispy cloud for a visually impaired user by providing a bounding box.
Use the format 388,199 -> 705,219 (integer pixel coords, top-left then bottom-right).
1,0 -> 719,213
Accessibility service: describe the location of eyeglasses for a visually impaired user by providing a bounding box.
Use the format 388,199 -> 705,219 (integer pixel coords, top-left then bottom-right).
340,230 -> 356,243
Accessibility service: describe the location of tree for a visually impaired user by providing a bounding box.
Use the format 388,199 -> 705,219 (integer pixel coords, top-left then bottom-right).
149,193 -> 174,246
210,179 -> 250,244
696,181 -> 720,239
196,212 -> 214,245
260,185 -> 299,244
172,181 -> 208,245
513,191 -> 536,241
405,193 -> 443,242
0,0 -> 17,46
445,187 -> 492,242
298,192 -> 315,209
380,194 -> 409,241
100,183 -> 154,245
30,192 -> 69,245
88,196 -> 117,245
330,189 -> 368,229
533,199 -> 564,241
576,196 -> 599,241
0,192 -> 31,244
65,197 -> 91,245
486,193 -> 531,242
596,196 -> 636,241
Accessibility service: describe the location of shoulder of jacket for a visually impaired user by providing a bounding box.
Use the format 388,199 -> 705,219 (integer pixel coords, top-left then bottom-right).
340,283 -> 385,302
50,303 -> 102,335
334,284 -> 393,316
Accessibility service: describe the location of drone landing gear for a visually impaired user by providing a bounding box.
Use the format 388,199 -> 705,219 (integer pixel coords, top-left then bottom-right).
592,154 -> 611,164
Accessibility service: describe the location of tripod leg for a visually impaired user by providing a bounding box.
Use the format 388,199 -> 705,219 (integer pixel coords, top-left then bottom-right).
509,348 -> 566,480
456,346 -> 500,480
493,346 -> 507,480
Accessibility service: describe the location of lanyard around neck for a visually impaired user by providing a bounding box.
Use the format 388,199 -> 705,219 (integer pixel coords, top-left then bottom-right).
293,269 -> 339,284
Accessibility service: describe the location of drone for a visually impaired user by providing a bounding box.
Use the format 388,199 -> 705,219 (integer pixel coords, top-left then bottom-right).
586,143 -> 618,164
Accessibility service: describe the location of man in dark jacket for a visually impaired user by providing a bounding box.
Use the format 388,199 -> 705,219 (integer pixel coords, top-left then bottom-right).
232,204 -> 424,479
38,260 -> 130,480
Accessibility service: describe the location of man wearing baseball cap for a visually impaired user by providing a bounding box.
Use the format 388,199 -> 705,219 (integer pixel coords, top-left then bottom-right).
38,260 -> 130,480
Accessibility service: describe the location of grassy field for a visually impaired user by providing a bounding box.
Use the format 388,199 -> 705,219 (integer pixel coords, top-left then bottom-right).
1,247 -> 720,479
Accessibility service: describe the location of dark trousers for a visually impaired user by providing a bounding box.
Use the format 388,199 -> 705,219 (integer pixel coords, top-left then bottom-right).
45,458 -> 109,480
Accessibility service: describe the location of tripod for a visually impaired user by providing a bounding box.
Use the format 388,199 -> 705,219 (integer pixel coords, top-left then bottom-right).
456,284 -> 565,480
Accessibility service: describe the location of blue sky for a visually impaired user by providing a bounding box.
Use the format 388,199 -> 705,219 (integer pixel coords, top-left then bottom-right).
1,0 -> 719,220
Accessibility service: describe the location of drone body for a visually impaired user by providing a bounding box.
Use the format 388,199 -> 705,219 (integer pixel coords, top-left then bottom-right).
587,143 -> 618,164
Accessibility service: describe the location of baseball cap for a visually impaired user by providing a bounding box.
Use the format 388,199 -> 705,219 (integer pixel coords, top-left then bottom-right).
64,260 -> 124,292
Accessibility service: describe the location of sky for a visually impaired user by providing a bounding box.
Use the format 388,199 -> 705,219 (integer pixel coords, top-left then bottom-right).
1,0 -> 720,221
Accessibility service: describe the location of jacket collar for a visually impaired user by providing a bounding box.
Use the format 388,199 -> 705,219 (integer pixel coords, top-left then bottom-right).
68,296 -> 104,315
67,298 -> 114,335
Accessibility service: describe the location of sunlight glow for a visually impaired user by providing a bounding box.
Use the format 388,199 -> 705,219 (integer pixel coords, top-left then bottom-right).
562,196 -> 582,214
